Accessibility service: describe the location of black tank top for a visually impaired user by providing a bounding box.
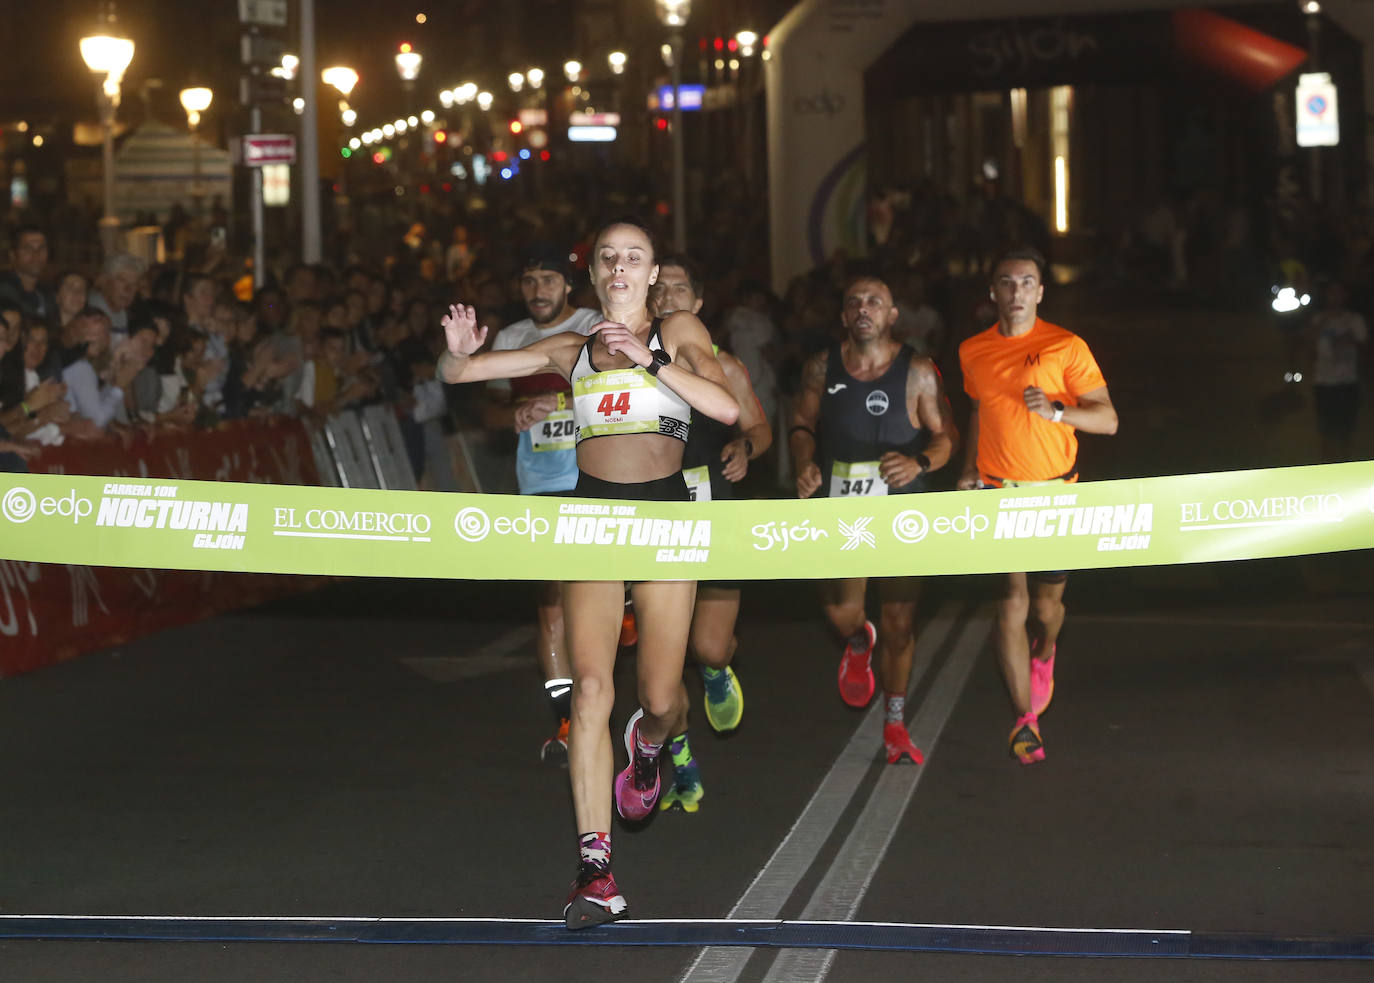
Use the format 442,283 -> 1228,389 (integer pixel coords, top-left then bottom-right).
818,342 -> 930,497
681,347 -> 735,501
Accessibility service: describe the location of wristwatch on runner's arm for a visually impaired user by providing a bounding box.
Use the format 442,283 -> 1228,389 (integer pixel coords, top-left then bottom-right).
1051,400 -> 1065,423
646,350 -> 671,376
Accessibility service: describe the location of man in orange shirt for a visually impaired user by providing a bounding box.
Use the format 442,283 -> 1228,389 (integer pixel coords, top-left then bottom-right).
957,247 -> 1118,764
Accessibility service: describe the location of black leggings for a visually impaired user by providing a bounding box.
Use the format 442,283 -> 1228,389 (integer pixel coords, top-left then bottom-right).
574,471 -> 691,503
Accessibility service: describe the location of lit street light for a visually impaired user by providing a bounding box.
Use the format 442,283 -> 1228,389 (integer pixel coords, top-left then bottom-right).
508,71 -> 525,92
564,60 -> 582,82
80,2 -> 135,255
608,51 -> 627,75
395,43 -> 422,82
655,0 -> 691,250
322,65 -> 359,98
477,90 -> 494,111
273,53 -> 299,80
527,67 -> 545,89
178,84 -> 212,218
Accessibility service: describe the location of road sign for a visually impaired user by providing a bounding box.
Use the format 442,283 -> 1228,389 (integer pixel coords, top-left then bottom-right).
1296,72 -> 1339,147
241,32 -> 287,68
651,84 -> 705,112
242,134 -> 297,167
570,112 -> 621,127
238,0 -> 288,27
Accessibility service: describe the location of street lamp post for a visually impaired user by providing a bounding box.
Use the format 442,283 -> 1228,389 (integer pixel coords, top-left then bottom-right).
80,2 -> 135,257
395,45 -> 423,186
179,85 -> 213,219
656,0 -> 691,251
323,67 -> 359,208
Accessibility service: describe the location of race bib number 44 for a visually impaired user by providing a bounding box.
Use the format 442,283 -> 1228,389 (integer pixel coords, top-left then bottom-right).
574,370 -> 660,440
830,460 -> 887,497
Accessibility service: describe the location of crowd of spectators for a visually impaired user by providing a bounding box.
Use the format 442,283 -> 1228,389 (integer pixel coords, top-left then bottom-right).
3,163 -> 1368,480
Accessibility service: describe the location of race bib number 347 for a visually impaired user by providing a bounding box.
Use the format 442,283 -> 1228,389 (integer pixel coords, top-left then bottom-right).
830,460 -> 887,497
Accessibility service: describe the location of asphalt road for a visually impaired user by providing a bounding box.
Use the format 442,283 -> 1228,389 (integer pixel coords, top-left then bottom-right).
0,565 -> 1371,981
1,286 -> 1371,980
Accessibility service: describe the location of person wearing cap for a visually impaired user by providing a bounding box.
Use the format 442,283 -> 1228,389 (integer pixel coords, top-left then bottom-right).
486,244 -> 604,765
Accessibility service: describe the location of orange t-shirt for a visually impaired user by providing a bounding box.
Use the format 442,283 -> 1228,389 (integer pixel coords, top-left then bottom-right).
958,318 -> 1106,483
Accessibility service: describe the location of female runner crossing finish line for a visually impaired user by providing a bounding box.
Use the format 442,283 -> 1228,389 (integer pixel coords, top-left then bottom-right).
437,218 -> 738,928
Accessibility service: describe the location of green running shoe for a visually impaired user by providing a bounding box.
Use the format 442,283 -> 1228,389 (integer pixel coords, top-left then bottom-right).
659,760 -> 704,813
701,665 -> 743,733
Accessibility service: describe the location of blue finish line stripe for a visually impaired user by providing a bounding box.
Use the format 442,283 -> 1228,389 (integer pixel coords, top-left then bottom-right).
0,917 -> 1370,959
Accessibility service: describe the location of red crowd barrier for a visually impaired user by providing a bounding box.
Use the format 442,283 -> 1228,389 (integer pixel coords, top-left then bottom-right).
1,419 -> 328,677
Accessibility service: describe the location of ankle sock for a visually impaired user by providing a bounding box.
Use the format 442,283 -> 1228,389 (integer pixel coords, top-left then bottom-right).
668,733 -> 694,769
578,831 -> 611,876
884,692 -> 905,725
544,677 -> 572,720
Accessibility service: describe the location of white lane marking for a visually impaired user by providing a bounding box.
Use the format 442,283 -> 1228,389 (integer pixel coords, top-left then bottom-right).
0,915 -> 1186,933
760,612 -> 991,983
1074,615 -> 1374,631
678,604 -> 965,983
397,625 -> 536,682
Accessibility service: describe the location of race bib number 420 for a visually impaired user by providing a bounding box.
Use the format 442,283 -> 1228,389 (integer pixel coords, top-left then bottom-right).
530,408 -> 575,452
830,460 -> 887,497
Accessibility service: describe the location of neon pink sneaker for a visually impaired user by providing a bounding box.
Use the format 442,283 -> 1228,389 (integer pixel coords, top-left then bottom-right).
1009,711 -> 1045,764
564,868 -> 628,929
882,722 -> 924,765
1030,640 -> 1056,717
838,621 -> 877,708
614,709 -> 661,820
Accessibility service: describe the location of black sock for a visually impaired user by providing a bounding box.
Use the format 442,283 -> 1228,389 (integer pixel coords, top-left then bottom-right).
545,678 -> 572,720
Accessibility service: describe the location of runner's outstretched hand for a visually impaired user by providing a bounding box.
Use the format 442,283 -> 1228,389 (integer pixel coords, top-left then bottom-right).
442,304 -> 488,356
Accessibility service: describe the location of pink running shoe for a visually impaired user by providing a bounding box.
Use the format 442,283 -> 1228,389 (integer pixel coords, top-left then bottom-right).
882,722 -> 924,765
1009,711 -> 1045,764
1030,640 -> 1056,717
838,621 -> 877,708
614,709 -> 661,821
564,868 -> 628,929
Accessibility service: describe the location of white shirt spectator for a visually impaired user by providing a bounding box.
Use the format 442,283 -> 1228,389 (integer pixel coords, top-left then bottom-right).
62,359 -> 124,428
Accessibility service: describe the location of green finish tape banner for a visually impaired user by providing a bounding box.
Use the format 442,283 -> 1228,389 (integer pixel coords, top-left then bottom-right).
1,463 -> 1371,581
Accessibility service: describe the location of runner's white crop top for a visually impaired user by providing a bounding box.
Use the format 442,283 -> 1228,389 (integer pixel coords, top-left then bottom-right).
570,319 -> 691,444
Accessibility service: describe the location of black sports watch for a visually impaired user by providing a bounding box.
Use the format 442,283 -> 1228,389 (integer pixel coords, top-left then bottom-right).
915,452 -> 931,474
645,349 -> 671,376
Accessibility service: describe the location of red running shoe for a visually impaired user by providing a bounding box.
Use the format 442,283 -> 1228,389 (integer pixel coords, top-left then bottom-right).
619,606 -> 638,648
564,868 -> 628,929
882,721 -> 924,765
540,717 -> 570,766
837,621 -> 877,708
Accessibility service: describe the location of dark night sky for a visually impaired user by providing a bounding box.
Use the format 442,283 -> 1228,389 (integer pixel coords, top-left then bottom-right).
2,0 -> 583,131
